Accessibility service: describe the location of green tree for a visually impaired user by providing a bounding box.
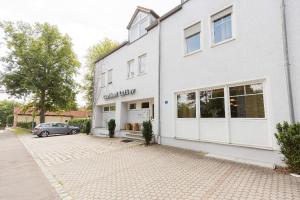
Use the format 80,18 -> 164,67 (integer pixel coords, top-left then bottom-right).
0,21 -> 80,123
0,100 -> 19,127
83,38 -> 119,109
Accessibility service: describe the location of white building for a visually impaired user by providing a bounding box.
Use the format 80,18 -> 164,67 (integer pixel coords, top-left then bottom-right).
93,0 -> 300,168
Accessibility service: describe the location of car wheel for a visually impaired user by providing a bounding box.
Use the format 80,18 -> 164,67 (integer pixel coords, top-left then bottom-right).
71,129 -> 77,135
37,134 -> 42,137
41,131 -> 49,137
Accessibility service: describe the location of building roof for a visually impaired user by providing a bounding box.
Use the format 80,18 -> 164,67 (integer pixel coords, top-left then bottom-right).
126,6 -> 160,29
14,107 -> 91,118
95,2 -> 186,63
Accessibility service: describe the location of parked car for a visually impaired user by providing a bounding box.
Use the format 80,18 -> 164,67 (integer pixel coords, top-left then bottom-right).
32,122 -> 80,137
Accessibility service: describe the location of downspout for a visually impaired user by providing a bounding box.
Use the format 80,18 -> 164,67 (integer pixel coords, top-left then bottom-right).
281,0 -> 295,123
91,63 -> 97,135
157,19 -> 162,144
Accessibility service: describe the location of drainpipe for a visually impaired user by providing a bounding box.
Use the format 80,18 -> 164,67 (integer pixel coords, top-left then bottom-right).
91,64 -> 97,135
157,19 -> 162,144
281,0 -> 295,123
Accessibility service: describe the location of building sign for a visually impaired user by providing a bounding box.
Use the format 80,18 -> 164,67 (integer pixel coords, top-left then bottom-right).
103,89 -> 136,100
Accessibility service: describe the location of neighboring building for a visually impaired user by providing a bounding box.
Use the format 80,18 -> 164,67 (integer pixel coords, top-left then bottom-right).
92,0 -> 300,168
13,108 -> 91,127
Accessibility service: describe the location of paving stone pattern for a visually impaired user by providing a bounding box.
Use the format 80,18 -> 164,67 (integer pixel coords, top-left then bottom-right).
19,134 -> 300,200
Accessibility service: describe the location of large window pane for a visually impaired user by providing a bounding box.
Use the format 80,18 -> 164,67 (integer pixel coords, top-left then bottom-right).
214,14 -> 232,43
186,33 -> 200,54
177,92 -> 196,118
230,83 -> 265,118
200,89 -> 225,118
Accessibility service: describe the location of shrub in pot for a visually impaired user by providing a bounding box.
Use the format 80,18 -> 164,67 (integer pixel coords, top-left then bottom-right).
108,119 -> 116,138
142,121 -> 153,146
125,123 -> 132,130
133,123 -> 140,132
275,122 -> 300,175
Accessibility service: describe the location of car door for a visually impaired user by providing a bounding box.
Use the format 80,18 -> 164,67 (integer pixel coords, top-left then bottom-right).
51,123 -> 60,134
58,123 -> 68,134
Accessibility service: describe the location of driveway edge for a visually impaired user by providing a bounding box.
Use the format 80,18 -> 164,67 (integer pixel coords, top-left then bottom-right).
19,135 -> 73,200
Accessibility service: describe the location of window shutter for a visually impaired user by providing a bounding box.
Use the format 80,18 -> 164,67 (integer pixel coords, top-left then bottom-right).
184,22 -> 201,38
211,6 -> 233,21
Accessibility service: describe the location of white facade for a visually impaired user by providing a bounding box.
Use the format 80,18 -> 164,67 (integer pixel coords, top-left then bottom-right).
93,0 -> 300,167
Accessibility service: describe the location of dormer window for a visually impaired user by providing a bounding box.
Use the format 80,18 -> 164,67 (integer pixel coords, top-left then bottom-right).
129,12 -> 149,42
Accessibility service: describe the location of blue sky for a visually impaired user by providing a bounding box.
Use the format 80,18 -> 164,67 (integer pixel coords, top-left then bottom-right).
0,0 -> 180,106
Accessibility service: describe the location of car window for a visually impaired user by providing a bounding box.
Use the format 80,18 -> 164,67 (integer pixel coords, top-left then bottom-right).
52,123 -> 59,127
58,123 -> 66,127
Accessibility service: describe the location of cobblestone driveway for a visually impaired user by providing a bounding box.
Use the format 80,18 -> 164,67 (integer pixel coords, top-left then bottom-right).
19,134 -> 300,200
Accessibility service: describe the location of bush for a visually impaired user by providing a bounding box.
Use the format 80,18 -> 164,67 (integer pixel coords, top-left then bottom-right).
6,115 -> 14,127
108,119 -> 116,138
68,118 -> 91,133
17,121 -> 36,130
142,121 -> 153,146
275,122 -> 300,174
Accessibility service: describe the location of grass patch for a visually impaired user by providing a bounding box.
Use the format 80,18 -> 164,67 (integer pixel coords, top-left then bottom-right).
11,128 -> 32,135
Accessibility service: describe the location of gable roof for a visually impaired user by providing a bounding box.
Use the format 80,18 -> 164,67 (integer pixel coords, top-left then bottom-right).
95,3 -> 185,63
126,6 -> 160,29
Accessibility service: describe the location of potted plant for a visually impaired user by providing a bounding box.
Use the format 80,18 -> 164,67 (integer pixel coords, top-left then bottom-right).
108,119 -> 116,138
275,122 -> 300,177
125,123 -> 132,130
133,123 -> 140,132
142,121 -> 153,146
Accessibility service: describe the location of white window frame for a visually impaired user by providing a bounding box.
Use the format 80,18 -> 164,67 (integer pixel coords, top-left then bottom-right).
103,106 -> 110,112
184,22 -> 201,56
129,13 -> 150,42
107,69 -> 113,84
141,102 -> 150,109
127,60 -> 135,79
210,5 -> 235,47
138,54 -> 147,75
228,82 -> 266,119
128,103 -> 137,110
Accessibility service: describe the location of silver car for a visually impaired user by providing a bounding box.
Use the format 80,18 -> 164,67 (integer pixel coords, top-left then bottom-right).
32,123 -> 80,137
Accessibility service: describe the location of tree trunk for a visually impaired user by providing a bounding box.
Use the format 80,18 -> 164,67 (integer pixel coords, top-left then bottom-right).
39,91 -> 46,123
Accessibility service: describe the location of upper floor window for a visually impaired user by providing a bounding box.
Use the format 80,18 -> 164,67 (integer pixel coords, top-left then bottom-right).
130,13 -> 149,42
107,69 -> 113,84
127,60 -> 135,79
184,22 -> 201,54
138,54 -> 147,74
212,6 -> 233,44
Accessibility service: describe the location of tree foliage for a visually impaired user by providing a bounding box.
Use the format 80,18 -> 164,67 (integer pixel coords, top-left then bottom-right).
0,100 -> 19,127
83,38 -> 119,109
0,21 -> 80,123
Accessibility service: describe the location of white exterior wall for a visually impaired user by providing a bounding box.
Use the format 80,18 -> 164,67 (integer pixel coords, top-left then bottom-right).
92,0 -> 299,167
286,0 -> 300,121
159,0 -> 291,166
93,23 -> 159,135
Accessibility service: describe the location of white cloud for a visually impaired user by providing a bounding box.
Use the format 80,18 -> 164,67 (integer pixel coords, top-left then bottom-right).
0,0 -> 180,106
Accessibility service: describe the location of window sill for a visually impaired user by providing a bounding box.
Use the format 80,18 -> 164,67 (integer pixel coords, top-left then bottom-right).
211,37 -> 235,48
184,49 -> 202,57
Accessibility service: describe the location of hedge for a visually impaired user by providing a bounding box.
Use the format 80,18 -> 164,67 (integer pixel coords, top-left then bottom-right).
68,118 -> 91,134
17,121 -> 36,130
